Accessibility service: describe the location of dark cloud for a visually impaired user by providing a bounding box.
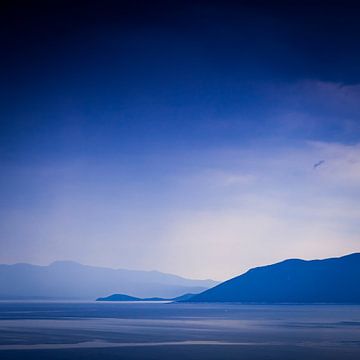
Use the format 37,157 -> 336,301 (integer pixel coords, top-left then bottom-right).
313,160 -> 325,169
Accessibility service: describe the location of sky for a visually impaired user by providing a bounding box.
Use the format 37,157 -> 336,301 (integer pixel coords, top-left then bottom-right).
1,0 -> 360,280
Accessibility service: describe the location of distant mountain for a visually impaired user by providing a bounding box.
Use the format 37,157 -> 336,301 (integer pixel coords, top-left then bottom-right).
97,294 -> 140,301
0,261 -> 217,300
96,292 -> 196,302
186,253 -> 360,303
96,294 -> 195,301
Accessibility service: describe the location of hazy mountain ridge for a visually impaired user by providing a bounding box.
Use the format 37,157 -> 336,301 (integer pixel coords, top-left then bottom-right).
186,253 -> 360,303
0,261 -> 217,299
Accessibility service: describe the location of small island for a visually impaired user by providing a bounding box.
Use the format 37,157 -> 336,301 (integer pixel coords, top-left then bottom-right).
96,293 -> 196,302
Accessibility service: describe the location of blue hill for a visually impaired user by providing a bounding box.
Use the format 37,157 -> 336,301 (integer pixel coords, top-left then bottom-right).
0,261 -> 217,300
96,293 -> 196,302
186,253 -> 360,303
96,294 -> 140,301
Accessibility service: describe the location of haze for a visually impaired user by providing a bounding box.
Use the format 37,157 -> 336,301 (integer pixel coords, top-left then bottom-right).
1,1 -> 359,280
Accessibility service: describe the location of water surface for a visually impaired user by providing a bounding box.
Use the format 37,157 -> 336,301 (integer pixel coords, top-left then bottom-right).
0,302 -> 359,359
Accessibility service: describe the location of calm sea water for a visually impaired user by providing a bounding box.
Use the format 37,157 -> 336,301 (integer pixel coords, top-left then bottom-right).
0,301 -> 359,359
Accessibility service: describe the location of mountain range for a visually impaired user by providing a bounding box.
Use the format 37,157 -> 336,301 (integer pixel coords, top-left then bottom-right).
0,261 -> 217,300
2,253 -> 358,303
186,253 -> 360,303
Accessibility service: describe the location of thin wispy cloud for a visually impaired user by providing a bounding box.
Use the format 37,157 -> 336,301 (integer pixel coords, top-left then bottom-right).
313,160 -> 325,169
2,138 -> 358,279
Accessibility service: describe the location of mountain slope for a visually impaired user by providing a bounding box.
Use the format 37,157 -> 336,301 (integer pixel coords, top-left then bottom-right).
187,253 -> 360,303
0,261 -> 217,300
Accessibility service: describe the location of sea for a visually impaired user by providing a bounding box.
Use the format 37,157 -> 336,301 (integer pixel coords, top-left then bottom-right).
0,301 -> 359,359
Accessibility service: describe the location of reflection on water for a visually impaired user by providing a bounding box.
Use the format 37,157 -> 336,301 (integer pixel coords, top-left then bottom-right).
0,302 -> 359,359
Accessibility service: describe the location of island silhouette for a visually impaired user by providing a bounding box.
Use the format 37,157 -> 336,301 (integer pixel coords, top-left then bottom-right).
187,253 -> 360,303
97,253 -> 360,304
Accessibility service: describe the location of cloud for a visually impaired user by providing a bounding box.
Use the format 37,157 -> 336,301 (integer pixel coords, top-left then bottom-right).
309,141 -> 360,185
296,81 -> 360,112
313,160 -> 325,169
156,140 -> 360,279
1,139 -> 359,280
161,205 -> 359,280
2,77 -> 360,280
261,80 -> 360,140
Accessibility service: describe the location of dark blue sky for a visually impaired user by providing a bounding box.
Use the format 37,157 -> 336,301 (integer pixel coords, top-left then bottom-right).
1,1 -> 360,279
